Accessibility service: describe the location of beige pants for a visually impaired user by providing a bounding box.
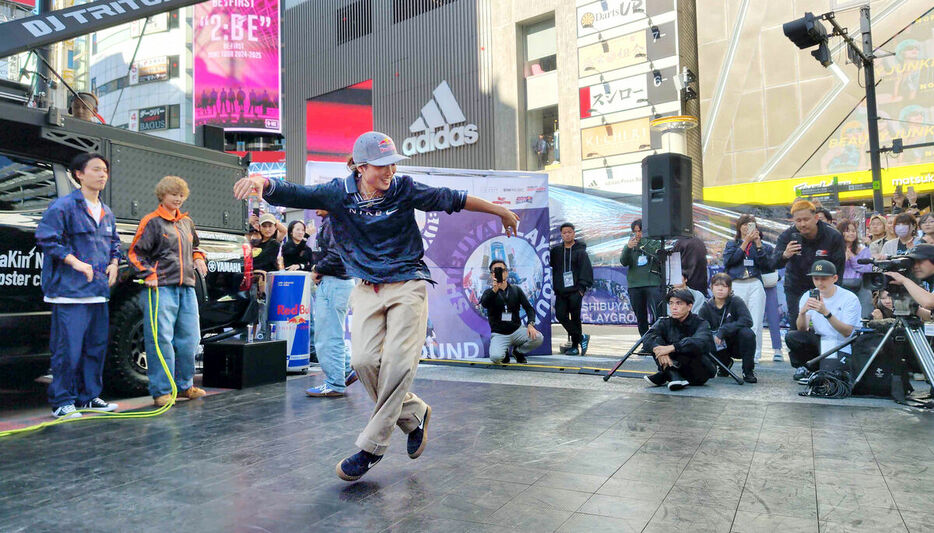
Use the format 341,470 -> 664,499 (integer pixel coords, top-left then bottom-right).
350,279 -> 430,455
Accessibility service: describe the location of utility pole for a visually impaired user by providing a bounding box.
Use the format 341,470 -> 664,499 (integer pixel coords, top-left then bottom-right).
861,6 -> 885,213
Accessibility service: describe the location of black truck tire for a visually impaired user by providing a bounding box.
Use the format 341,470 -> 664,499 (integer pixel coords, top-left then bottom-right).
104,295 -> 149,397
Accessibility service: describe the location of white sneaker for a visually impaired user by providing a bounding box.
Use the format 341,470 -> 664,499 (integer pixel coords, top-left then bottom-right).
773,351 -> 784,362
668,379 -> 689,391
51,405 -> 82,419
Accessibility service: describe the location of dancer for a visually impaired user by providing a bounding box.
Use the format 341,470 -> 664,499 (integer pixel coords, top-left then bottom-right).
234,131 -> 518,481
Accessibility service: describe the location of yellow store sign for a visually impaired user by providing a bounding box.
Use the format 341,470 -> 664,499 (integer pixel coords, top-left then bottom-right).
703,162 -> 934,205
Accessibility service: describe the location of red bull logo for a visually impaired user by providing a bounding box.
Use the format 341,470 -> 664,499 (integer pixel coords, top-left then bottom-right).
286,316 -> 307,325
276,304 -> 310,317
378,137 -> 394,153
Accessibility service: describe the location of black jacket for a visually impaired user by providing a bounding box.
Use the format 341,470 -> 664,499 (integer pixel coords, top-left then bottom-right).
480,283 -> 535,335
314,217 -> 348,279
251,237 -> 280,273
698,296 -> 753,338
673,236 -> 709,293
549,241 -> 594,294
643,313 -> 715,358
281,238 -> 313,271
770,221 -> 845,294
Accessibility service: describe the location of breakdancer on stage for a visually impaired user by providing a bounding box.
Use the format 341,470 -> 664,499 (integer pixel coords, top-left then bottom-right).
233,131 -> 519,481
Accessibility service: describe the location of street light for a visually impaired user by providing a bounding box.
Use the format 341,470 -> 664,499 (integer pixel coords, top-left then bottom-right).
782,7 -> 885,212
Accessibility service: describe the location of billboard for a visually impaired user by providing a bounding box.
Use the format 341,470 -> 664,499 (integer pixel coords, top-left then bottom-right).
130,56 -> 171,85
138,106 -> 167,132
193,0 -> 281,133
305,80 -> 373,162
576,0 -> 674,38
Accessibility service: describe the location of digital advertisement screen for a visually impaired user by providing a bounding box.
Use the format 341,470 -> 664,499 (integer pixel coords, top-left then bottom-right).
305,80 -> 373,162
193,0 -> 282,133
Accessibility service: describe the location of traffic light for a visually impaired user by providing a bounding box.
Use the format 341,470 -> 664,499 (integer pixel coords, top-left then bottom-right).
783,12 -> 827,49
784,12 -> 832,67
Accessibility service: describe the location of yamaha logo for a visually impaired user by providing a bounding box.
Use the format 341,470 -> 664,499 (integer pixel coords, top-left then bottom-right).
402,81 -> 479,157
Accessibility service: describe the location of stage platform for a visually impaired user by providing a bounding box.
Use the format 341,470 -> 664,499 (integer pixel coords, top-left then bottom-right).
2,364 -> 933,532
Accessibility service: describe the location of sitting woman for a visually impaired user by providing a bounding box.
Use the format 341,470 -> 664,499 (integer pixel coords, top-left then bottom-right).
870,289 -> 894,320
698,273 -> 758,383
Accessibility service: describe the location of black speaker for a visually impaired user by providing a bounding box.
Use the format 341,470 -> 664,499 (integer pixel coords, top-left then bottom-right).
202,339 -> 286,389
641,153 -> 693,238
196,124 -> 226,152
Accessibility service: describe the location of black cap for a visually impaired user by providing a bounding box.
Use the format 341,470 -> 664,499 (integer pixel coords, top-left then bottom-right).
807,259 -> 837,277
667,288 -> 695,305
905,244 -> 934,261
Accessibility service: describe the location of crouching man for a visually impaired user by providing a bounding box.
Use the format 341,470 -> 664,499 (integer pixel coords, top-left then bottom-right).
643,289 -> 717,391
480,260 -> 543,364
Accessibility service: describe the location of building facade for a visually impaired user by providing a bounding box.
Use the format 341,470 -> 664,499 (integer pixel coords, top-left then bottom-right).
88,9 -> 194,142
283,0 -> 701,197
698,0 -> 934,206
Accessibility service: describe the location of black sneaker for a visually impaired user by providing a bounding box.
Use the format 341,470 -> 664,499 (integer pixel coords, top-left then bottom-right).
565,347 -> 580,356
644,372 -> 667,387
793,367 -> 811,384
80,398 -> 118,412
743,372 -> 758,384
667,369 -> 689,391
514,351 -> 528,364
407,405 -> 431,459
336,450 -> 383,481
580,334 -> 591,355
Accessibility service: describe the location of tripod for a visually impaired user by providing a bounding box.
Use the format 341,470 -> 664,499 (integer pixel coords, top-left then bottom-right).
806,317 -> 934,404
602,319 -> 744,384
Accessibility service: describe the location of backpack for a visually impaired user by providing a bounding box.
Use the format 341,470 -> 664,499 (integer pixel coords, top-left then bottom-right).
847,332 -> 912,400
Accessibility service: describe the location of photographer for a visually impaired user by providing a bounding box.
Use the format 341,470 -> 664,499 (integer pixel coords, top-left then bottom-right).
880,244 -> 934,319
480,260 -> 542,364
771,199 -> 845,330
786,260 -> 861,383
698,273 -> 758,383
723,214 -> 772,362
643,289 -> 716,391
620,218 -> 663,336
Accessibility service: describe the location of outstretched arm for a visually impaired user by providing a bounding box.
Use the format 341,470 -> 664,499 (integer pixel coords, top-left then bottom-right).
463,196 -> 520,237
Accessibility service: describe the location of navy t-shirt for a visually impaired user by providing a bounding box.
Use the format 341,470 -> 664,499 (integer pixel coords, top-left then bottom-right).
264,174 -> 467,284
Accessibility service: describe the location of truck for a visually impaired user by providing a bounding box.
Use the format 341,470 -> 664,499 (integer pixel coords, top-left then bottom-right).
0,83 -> 255,395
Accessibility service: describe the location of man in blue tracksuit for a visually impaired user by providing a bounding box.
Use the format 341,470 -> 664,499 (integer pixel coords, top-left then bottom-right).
36,153 -> 122,419
234,131 -> 519,481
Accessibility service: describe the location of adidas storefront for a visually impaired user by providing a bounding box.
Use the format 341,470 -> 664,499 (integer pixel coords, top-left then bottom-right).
283,0 -> 700,193
283,0 -> 500,174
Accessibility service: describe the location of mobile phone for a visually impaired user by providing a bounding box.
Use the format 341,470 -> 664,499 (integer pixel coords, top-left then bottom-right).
252,208 -> 260,217
809,289 -> 820,300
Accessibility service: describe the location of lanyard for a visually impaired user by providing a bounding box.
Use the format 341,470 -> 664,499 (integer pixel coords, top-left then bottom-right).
564,247 -> 572,272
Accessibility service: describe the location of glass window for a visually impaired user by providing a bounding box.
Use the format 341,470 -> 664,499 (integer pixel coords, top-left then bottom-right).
392,0 -> 457,23
0,154 -> 59,212
337,0 -> 372,44
525,105 -> 559,171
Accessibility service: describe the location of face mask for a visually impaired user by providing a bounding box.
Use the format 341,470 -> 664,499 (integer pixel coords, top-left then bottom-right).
895,224 -> 911,238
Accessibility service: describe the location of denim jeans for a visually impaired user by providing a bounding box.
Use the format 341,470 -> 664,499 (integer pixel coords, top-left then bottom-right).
141,286 -> 200,397
314,276 -> 354,392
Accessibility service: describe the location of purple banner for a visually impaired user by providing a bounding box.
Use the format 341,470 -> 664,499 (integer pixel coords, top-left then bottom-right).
193,0 -> 282,133
303,162 -> 552,360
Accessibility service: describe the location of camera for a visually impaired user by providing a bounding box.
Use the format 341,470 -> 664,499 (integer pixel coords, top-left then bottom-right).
861,256 -> 913,292
493,266 -> 505,283
860,255 -> 917,316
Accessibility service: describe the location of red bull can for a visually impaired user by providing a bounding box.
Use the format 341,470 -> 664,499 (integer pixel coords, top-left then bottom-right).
266,271 -> 312,371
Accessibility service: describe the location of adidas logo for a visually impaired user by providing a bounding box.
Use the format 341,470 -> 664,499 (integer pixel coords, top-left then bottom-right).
402,80 -> 479,156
